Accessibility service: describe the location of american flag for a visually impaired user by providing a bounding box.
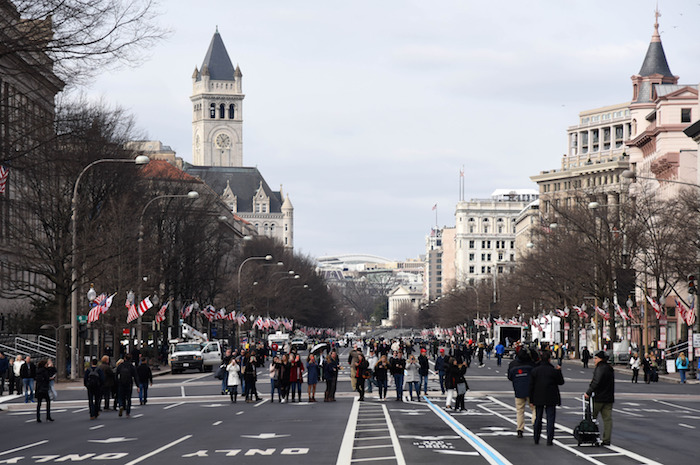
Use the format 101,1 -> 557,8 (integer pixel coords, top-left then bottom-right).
181,303 -> 195,319
615,303 -> 629,321
0,165 -> 8,194
574,305 -> 588,319
87,293 -> 115,323
126,298 -> 138,323
201,304 -> 216,321
155,301 -> 169,324
595,306 -> 610,320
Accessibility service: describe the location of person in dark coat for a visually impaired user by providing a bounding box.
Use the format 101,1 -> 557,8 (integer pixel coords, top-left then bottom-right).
507,347 -> 535,438
581,346 -> 591,368
418,348 -> 430,396
354,353 -> 369,401
115,355 -> 139,418
136,357 -> 153,405
435,348 -> 446,394
585,351 -> 615,445
323,351 -> 339,402
98,356 -> 115,411
35,360 -> 54,423
20,355 -> 36,403
0,352 -> 8,396
84,358 -> 104,420
529,350 -> 564,445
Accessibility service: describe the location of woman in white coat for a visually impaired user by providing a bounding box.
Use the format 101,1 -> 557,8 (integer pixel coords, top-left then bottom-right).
226,358 -> 242,403
404,355 -> 420,401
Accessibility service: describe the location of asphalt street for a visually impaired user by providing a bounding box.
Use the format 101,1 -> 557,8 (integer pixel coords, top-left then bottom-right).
1,350 -> 698,464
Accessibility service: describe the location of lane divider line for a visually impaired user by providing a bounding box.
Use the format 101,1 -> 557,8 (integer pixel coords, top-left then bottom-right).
0,440 -> 49,456
423,396 -> 512,465
124,434 -> 192,465
336,397 -> 360,465
381,404 -> 406,465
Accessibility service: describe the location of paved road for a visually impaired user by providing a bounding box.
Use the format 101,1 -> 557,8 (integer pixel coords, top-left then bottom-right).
1,350 -> 698,464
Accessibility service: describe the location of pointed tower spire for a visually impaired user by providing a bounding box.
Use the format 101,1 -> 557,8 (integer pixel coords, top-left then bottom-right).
631,8 -> 677,105
196,29 -> 236,81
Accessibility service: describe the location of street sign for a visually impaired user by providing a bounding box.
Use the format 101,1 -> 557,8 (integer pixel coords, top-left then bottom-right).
77,315 -> 88,324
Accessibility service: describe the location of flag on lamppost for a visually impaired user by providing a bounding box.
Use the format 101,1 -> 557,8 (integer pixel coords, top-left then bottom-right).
155,301 -> 169,324
138,296 -> 153,316
126,298 -> 138,323
0,165 -> 9,194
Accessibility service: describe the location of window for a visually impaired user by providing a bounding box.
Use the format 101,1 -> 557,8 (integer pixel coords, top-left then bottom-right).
469,253 -> 474,261
481,266 -> 486,273
481,254 -> 486,261
219,103 -> 225,118
469,240 -> 475,249
229,104 -> 235,119
469,266 -> 474,274
487,253 -> 491,261
209,103 -> 216,118
682,108 -> 692,123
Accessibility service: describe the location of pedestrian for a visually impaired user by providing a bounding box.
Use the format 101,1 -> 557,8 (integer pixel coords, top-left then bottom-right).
46,359 -> 57,401
225,356 -> 241,403
354,352 -> 369,401
529,351 -> 564,445
444,357 -> 456,410
289,354 -> 305,402
35,360 -> 54,423
435,348 -> 446,394
323,351 -> 339,402
477,343 -> 485,367
418,348 -> 429,396
306,354 -> 320,402
99,356 -> 115,411
277,353 -> 291,403
347,344 -> 360,392
269,356 -> 281,402
221,348 -> 233,394
495,341 -> 505,367
366,349 -> 378,395
7,356 -> 16,395
675,352 -> 690,384
115,354 -> 140,418
507,347 -> 536,438
374,354 -> 389,400
84,358 -> 104,420
452,358 -> 468,411
243,351 -> 259,402
405,354 -> 420,401
0,351 -> 8,396
629,353 -> 640,383
136,357 -> 153,405
20,355 -> 36,403
389,351 -> 406,402
585,351 -> 614,446
581,346 -> 591,368
13,355 -> 24,396
641,353 -> 651,383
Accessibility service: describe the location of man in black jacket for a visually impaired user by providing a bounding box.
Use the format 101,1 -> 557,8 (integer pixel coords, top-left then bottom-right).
20,355 -> 36,403
136,357 -> 153,405
585,351 -> 614,445
529,351 -> 565,445
389,352 -> 406,401
115,355 -> 140,418
84,358 -> 104,420
417,348 -> 430,396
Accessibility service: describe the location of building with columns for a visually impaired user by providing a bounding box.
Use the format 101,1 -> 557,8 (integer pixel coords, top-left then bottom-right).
455,189 -> 538,286
184,29 -> 294,248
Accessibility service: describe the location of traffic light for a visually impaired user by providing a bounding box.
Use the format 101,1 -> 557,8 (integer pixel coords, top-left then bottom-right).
688,274 -> 696,294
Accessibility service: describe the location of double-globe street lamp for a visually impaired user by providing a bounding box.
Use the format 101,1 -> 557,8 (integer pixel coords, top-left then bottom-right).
70,156 -> 149,380
136,191 -> 199,347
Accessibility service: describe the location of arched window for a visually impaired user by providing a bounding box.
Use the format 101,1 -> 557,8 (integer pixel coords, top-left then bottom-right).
228,104 -> 235,119
219,104 -> 225,118
209,103 -> 216,118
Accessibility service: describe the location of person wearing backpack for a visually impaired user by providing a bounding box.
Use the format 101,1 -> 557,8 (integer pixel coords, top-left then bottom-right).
115,354 -> 140,418
84,358 -> 104,420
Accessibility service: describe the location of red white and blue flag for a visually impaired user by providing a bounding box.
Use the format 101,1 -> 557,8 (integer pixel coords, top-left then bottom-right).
573,306 -> 588,319
138,296 -> 153,317
181,303 -> 195,319
201,304 -> 216,321
646,296 -> 662,319
615,303 -> 630,321
0,165 -> 9,194
155,301 -> 170,324
126,298 -> 138,323
88,293 -> 115,323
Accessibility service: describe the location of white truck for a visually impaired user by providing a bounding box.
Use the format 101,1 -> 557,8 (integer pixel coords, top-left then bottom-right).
169,323 -> 223,373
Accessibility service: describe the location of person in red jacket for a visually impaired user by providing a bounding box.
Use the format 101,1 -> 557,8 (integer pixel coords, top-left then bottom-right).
289,354 -> 305,402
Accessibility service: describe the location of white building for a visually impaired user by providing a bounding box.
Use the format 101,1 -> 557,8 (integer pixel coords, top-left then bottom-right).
455,189 -> 538,286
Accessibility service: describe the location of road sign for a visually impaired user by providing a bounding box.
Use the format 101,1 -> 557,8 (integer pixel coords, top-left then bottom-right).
77,315 -> 88,324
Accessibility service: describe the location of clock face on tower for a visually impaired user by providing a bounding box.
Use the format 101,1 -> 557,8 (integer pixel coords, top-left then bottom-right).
215,133 -> 231,149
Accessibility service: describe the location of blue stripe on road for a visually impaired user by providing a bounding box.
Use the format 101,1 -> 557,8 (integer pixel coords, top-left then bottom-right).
423,396 -> 512,465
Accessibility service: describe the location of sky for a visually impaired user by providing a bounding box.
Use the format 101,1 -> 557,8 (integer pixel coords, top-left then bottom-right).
87,0 -> 700,262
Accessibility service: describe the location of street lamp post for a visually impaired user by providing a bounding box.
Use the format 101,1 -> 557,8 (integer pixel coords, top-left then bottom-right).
70,155 -> 149,380
136,191 -> 199,348
236,255 -> 272,344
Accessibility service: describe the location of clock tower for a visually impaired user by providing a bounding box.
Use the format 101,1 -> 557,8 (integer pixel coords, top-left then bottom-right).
191,28 -> 244,167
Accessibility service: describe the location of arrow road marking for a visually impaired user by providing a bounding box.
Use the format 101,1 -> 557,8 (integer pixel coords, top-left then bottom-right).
240,433 -> 290,440
88,437 -> 137,444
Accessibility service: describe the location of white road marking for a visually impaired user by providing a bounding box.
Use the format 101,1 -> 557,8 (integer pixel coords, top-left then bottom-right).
72,407 -> 89,413
181,386 -> 186,397
0,440 -> 49,456
254,398 -> 269,407
182,373 -> 212,384
613,408 -> 643,417
335,397 -> 360,465
89,425 -> 104,430
132,414 -> 143,418
381,403 -> 407,465
350,457 -> 396,463
236,411 -> 244,415
124,435 -> 192,465
241,433 -> 289,439
353,445 -> 394,450
436,450 -> 480,456
679,423 -> 696,429
654,399 -> 700,413
164,402 -> 184,410
89,437 -> 137,444
213,421 -> 222,426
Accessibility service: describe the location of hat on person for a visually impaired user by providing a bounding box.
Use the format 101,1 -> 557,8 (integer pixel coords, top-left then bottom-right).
420,348 -> 426,353
594,350 -> 607,359
439,348 -> 445,353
